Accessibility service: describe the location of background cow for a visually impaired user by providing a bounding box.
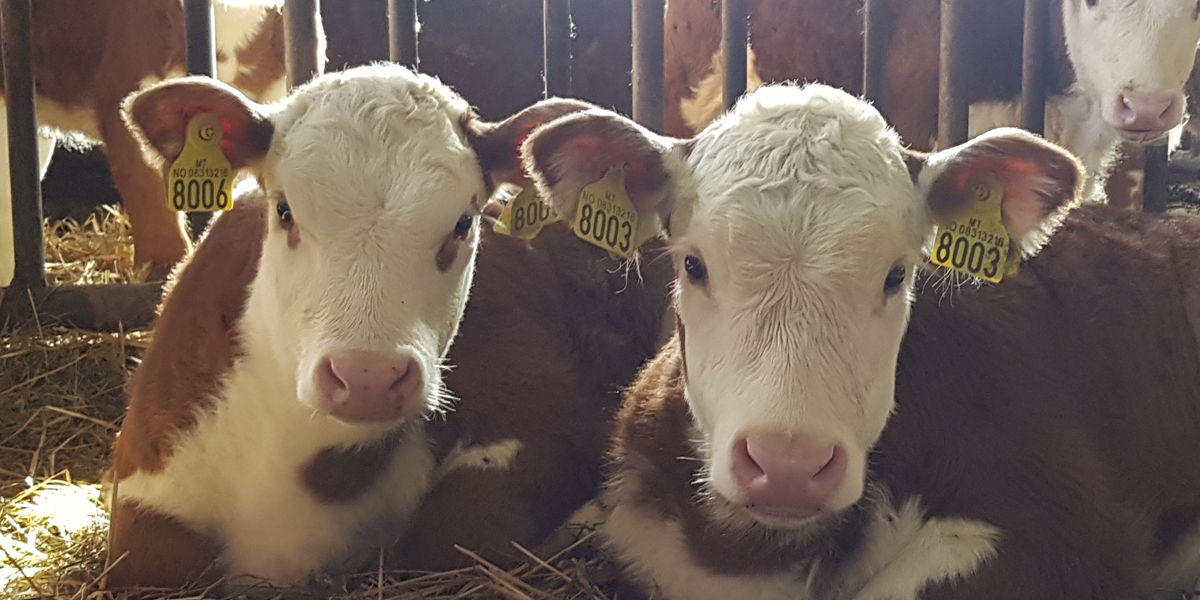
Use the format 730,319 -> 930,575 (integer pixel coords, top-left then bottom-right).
520,84 -> 1200,598
666,0 -> 1200,204
0,0 -> 318,286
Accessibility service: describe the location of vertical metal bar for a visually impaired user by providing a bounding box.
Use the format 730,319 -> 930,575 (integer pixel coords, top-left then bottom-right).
184,0 -> 216,77
632,0 -> 664,132
285,0 -> 322,88
1143,141 -> 1169,213
2,0 -> 44,290
722,0 -> 747,110
183,0 -> 216,239
862,0 -> 891,112
544,0 -> 572,98
938,0 -> 968,147
1020,0 -> 1048,134
389,0 -> 418,68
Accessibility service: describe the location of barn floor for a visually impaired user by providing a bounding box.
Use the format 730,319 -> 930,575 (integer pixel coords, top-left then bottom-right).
0,209 -> 620,600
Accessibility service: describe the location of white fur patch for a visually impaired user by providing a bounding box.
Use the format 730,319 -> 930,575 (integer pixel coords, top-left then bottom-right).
675,85 -> 919,518
601,483 -> 998,600
848,499 -> 999,600
117,351 -> 436,584
603,501 -> 804,600
432,438 -> 524,483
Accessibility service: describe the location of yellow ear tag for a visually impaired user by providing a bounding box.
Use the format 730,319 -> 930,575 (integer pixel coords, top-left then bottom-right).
493,185 -> 560,239
930,175 -> 1013,283
167,113 -> 234,212
573,165 -> 644,259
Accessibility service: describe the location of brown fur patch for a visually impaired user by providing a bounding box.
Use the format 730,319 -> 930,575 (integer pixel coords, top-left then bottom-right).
301,430 -> 408,503
111,195 -> 267,480
400,224 -> 673,570
105,500 -> 221,589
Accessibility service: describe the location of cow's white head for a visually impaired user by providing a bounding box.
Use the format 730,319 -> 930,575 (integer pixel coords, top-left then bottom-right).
126,65 -> 586,436
1062,0 -> 1200,142
524,84 -> 1082,529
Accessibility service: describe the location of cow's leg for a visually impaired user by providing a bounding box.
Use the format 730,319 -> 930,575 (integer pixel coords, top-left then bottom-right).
106,499 -> 220,589
400,438 -> 598,571
95,94 -> 190,281
0,97 -> 58,287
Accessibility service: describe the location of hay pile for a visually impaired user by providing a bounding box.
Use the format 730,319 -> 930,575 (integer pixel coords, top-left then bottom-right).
0,207 -> 623,600
43,206 -> 148,286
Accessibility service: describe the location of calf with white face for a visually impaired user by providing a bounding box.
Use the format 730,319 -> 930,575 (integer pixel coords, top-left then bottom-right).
106,66 -> 586,587
1060,0 -> 1200,146
523,84 -> 1200,598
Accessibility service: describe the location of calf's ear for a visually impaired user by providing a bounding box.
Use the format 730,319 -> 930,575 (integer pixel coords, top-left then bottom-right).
123,77 -> 274,171
463,98 -> 597,189
908,127 -> 1084,258
520,108 -> 682,228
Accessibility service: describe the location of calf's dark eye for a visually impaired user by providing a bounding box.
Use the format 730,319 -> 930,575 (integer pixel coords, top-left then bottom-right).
884,266 -> 906,295
453,214 -> 473,239
1085,0 -> 1098,7
684,255 -> 707,284
277,202 -> 293,226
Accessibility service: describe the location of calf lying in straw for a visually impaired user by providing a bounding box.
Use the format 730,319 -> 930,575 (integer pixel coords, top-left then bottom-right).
520,83 -> 1200,599
105,64 -> 671,588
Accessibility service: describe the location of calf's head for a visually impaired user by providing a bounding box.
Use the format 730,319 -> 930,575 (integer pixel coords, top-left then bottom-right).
125,65 -> 584,430
524,84 -> 1082,529
1062,0 -> 1200,142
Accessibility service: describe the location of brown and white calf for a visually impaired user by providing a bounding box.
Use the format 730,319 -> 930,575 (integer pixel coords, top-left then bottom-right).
666,0 -> 1200,197
105,64 -> 670,588
521,84 -> 1200,598
0,0 -> 316,286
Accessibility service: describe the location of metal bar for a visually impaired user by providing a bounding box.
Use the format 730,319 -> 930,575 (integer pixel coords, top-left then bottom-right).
2,0 -> 44,290
183,0 -> 216,240
937,0 -> 969,147
388,0 -> 418,68
285,0 -> 322,88
862,0 -> 891,112
1143,141 -> 1169,213
544,0 -> 572,98
1020,0 -> 1049,134
0,282 -> 164,332
722,0 -> 747,110
631,0 -> 664,132
184,0 -> 216,77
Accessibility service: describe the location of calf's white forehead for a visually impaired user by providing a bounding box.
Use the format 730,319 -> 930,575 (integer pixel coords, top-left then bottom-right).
681,85 -> 924,270
266,65 -> 483,231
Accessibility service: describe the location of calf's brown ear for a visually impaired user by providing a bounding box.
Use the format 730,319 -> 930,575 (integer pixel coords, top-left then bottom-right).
520,108 -> 682,227
914,127 -> 1084,258
123,77 -> 274,171
463,98 -> 597,190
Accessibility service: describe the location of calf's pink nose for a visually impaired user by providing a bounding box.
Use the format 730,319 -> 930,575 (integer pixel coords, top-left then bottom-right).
1115,92 -> 1181,133
316,351 -> 422,422
731,431 -> 847,519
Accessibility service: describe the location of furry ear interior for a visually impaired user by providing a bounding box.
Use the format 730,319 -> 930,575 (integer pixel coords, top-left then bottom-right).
463,98 -> 597,189
124,76 -> 274,170
519,108 -> 681,225
914,127 -> 1084,257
